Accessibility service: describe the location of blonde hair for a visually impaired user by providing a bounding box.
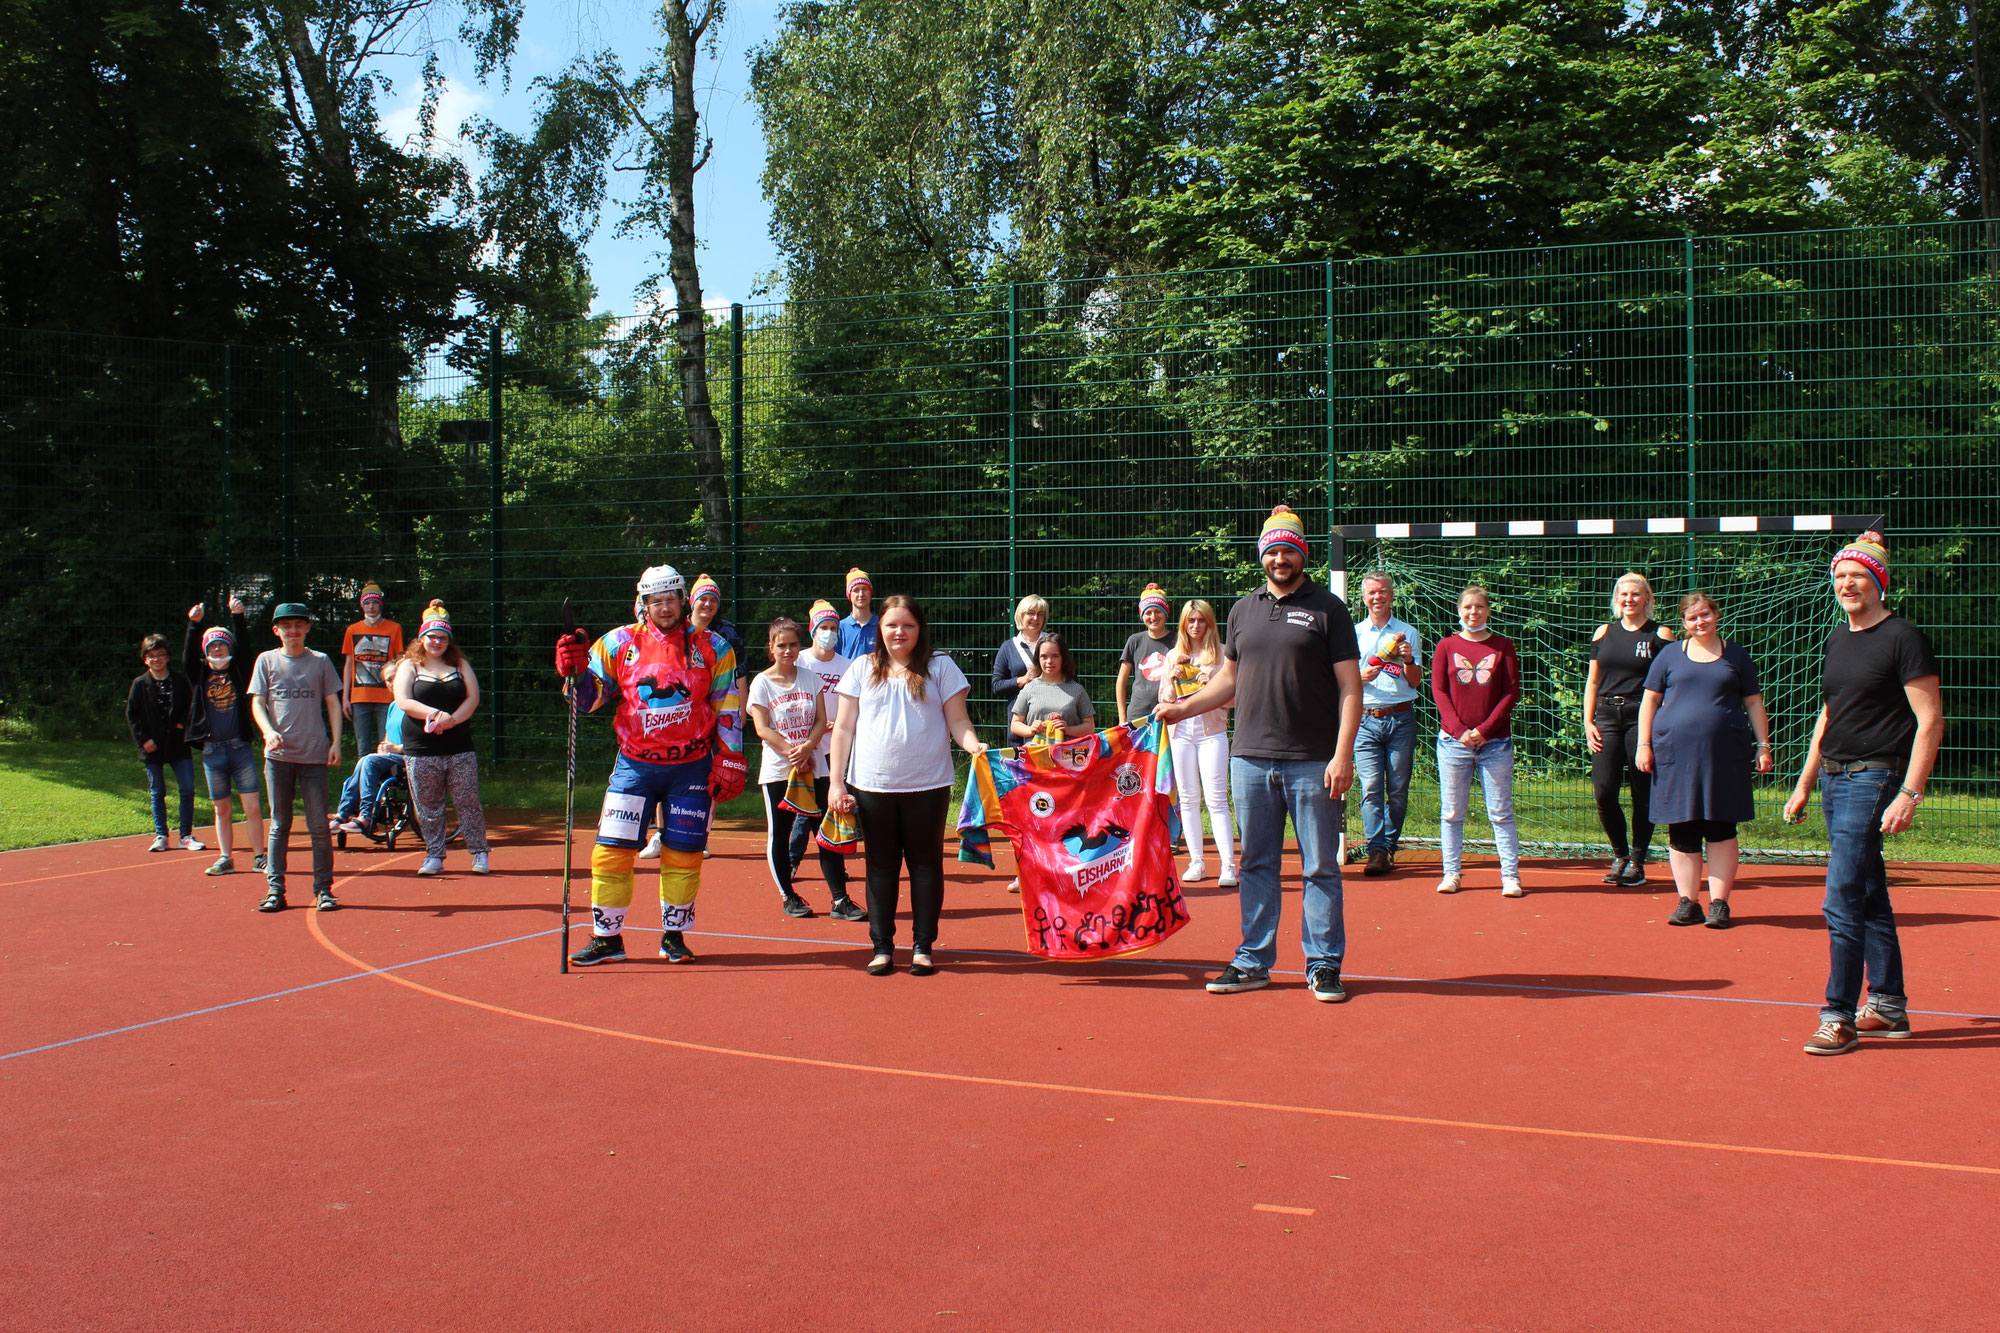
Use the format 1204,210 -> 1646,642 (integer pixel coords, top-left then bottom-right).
1610,572 -> 1656,617
1013,594 -> 1050,632
1175,599 -> 1222,666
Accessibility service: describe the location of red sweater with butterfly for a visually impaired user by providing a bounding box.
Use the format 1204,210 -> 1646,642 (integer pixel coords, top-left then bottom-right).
1430,632 -> 1521,740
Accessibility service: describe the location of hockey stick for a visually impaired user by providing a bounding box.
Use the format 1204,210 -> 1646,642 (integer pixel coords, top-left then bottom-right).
560,597 -> 582,974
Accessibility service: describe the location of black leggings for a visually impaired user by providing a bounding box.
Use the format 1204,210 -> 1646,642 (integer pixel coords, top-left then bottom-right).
1591,700 -> 1653,859
1667,820 -> 1738,855
851,785 -> 951,954
761,777 -> 849,901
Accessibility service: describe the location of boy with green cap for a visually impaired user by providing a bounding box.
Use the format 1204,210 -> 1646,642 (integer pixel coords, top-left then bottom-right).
249,603 -> 345,912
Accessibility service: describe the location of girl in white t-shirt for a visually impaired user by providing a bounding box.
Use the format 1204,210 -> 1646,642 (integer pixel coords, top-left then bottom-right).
748,618 -> 865,922
828,595 -> 985,976
1167,598 -> 1235,886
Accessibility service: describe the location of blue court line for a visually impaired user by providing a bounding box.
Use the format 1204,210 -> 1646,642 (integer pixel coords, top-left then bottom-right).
12,924 -> 1997,1064
2,927 -> 557,1062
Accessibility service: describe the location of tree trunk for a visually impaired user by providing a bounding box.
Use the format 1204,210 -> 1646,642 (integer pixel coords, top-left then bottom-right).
662,0 -> 732,552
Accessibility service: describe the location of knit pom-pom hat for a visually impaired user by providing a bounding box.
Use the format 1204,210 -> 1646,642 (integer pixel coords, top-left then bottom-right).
1830,530 -> 1890,592
1138,583 -> 1171,614
418,600 -> 452,639
845,567 -> 872,595
359,580 -> 385,606
1258,504 -> 1308,557
690,572 -> 722,603
809,599 -> 840,631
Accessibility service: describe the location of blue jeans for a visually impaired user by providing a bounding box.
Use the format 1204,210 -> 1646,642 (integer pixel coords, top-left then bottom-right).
350,701 -> 389,764
144,757 -> 197,837
337,753 -> 406,821
1819,769 -> 1906,1023
1354,709 -> 1416,854
1437,735 -> 1521,876
1228,757 -> 1346,975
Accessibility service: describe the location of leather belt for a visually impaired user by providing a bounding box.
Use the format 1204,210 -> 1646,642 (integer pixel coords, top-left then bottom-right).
1364,702 -> 1414,718
1821,758 -> 1901,775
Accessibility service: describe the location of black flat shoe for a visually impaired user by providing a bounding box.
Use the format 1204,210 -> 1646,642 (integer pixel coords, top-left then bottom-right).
909,951 -> 937,977
866,954 -> 895,976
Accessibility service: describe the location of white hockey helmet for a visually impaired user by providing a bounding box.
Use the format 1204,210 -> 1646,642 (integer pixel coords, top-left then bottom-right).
636,564 -> 685,599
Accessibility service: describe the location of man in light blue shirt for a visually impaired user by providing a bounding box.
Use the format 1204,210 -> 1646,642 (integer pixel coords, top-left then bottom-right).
1352,571 -> 1423,876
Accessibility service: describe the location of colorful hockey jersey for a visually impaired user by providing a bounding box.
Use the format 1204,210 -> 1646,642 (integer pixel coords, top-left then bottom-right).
958,718 -> 1189,960
584,618 -> 743,766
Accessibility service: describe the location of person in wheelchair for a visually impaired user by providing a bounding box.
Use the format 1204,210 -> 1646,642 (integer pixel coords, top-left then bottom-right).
333,704 -> 407,842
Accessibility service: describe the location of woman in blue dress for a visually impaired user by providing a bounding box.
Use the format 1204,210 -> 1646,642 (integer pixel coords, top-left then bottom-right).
1637,591 -> 1774,929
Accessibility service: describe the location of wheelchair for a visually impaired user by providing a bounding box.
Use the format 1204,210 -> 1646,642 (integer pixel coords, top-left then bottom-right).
334,765 -> 457,852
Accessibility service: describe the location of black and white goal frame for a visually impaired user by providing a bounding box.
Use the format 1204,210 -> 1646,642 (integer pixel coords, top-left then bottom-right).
1324,512 -> 1884,862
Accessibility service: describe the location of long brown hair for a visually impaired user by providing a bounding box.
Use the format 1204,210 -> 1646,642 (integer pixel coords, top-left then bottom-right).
867,595 -> 935,701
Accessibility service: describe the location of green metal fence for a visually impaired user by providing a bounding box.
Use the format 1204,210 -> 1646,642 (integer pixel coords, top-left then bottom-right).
5,221 -> 1996,859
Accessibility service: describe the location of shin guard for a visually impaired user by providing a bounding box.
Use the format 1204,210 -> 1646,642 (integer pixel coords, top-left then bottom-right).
590,843 -> 638,936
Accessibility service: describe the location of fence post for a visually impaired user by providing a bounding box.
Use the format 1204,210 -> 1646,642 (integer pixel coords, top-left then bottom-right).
281,344 -> 296,599
1324,259 -> 1339,595
730,303 -> 744,625
221,344 -> 232,593
1683,234 -> 1698,583
1006,284 -> 1019,610
488,322 -> 505,761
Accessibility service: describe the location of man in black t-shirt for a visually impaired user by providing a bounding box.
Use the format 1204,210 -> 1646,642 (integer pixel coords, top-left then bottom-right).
1157,505 -> 1362,1002
1783,531 -> 1942,1056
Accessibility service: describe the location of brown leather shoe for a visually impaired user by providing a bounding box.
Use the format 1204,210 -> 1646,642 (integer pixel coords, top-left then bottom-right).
1856,1005 -> 1912,1038
1362,850 -> 1391,877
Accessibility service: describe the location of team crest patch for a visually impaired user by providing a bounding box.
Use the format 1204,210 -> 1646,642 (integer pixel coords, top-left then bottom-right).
1113,763 -> 1142,797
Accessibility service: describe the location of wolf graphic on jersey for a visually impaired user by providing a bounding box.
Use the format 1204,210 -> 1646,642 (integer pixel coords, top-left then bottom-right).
958,717 -> 1189,960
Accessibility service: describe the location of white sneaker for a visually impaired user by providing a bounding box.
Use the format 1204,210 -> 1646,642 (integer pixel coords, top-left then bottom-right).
418,857 -> 444,876
148,835 -> 167,853
1436,873 -> 1462,894
1501,876 -> 1525,898
1181,862 -> 1206,882
638,833 -> 662,860
179,835 -> 206,852
1217,870 -> 1239,888
470,853 -> 490,874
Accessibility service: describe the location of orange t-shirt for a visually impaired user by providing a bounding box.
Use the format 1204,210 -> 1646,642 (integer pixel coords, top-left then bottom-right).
341,619 -> 405,704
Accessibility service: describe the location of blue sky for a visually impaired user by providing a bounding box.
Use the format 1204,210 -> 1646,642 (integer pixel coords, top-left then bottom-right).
381,0 -> 786,319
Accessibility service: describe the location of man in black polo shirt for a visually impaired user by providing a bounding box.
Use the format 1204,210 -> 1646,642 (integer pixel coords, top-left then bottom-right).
1157,504 -> 1363,1001
1783,531 -> 1942,1056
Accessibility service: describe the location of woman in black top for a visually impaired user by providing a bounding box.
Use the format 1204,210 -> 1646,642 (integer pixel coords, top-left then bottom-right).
392,602 -> 491,876
1583,573 -> 1673,885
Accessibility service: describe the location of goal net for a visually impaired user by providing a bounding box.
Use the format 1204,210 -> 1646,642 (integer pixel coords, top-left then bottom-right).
1331,516 -> 1881,862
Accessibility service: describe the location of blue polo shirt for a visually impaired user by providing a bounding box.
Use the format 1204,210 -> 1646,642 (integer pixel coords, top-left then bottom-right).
1355,615 -> 1422,709
837,613 -> 878,659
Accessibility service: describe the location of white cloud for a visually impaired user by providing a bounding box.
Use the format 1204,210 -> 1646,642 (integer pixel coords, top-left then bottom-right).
380,76 -> 492,168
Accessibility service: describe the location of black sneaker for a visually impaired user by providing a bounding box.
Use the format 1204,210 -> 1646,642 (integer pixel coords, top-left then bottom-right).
1668,897 -> 1704,926
570,934 -> 627,967
1205,964 -> 1269,994
659,931 -> 696,963
782,893 -> 816,918
1308,964 -> 1348,1003
1601,856 -> 1629,885
1704,900 -> 1733,929
829,897 -> 868,922
314,889 -> 340,912
1618,859 -> 1648,887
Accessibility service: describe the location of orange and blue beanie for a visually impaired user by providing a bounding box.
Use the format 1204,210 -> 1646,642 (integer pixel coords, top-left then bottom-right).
809,599 -> 840,631
691,572 -> 721,603
1138,583 -> 1171,615
845,567 -> 872,595
418,600 -> 452,639
1831,530 -> 1890,592
1258,504 -> 1308,558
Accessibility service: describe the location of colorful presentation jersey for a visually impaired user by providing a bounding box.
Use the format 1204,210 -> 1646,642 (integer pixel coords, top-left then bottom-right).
957,718 -> 1189,960
585,619 -> 743,766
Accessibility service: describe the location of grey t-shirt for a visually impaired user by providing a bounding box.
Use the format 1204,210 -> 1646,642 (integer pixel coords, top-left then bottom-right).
1120,630 -> 1176,720
248,648 -> 343,763
1011,677 -> 1095,729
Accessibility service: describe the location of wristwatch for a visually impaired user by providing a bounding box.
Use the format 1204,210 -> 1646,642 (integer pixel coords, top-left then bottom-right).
1898,785 -> 1925,805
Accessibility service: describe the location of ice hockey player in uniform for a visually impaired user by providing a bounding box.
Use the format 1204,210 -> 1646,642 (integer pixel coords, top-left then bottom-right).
554,564 -> 748,965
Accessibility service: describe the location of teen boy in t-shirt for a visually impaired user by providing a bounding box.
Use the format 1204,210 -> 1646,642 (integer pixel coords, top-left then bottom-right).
251,603 -> 345,913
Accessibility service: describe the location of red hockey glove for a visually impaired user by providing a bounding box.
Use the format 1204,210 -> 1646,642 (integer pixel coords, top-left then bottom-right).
554,630 -> 589,678
709,748 -> 748,803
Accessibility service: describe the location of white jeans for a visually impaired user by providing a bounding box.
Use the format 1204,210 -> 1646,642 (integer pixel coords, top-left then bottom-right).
1171,727 -> 1234,874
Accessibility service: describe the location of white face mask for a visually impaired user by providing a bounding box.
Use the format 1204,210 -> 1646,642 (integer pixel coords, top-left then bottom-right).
206,651 -> 232,669
813,628 -> 837,651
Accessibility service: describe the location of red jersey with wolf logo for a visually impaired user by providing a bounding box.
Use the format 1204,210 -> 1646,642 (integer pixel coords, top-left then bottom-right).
957,718 -> 1187,960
